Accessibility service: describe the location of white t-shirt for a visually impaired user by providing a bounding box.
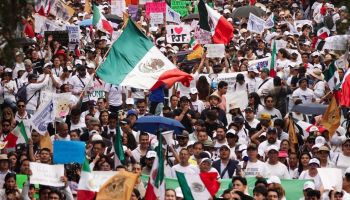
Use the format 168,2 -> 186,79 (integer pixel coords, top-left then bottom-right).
266,162 -> 291,179
242,160 -> 268,177
104,83 -> 125,107
258,140 -> 281,154
292,88 -> 315,103
333,153 -> 350,175
191,99 -> 205,113
299,171 -> 323,190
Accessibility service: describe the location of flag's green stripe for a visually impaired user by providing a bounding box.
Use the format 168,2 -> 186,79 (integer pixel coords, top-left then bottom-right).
270,40 -> 276,70
198,0 -> 210,32
96,19 -> 154,85
155,134 -> 164,187
323,61 -> 336,81
115,123 -> 125,164
19,121 -> 29,143
176,172 -> 195,200
92,5 -> 101,26
82,158 -> 91,172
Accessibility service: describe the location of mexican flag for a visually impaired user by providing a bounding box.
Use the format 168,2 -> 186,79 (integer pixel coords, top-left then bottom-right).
92,5 -> 113,34
144,136 -> 165,200
269,40 -> 277,77
5,121 -> 29,150
323,61 -> 340,91
77,159 -> 96,200
96,19 -> 193,90
341,69 -> 350,107
176,172 -> 220,200
114,123 -> 125,166
198,0 -> 233,44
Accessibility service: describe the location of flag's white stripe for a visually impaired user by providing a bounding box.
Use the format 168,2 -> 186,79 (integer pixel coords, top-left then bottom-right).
78,171 -> 92,190
184,173 -> 211,200
149,153 -> 165,198
120,46 -> 176,89
205,4 -> 220,28
327,71 -> 340,90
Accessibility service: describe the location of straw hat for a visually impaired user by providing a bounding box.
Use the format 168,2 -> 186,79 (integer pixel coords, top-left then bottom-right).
309,68 -> 324,80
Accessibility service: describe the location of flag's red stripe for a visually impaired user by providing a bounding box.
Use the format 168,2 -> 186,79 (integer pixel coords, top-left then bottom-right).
150,68 -> 193,91
102,19 -> 113,34
212,16 -> 234,45
199,172 -> 220,197
341,71 -> 350,107
4,133 -> 18,148
77,190 -> 96,200
144,180 -> 157,200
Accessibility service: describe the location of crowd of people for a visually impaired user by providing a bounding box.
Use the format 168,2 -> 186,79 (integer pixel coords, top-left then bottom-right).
0,0 -> 350,199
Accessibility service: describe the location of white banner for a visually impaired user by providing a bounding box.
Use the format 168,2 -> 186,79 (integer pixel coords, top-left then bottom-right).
66,25 -> 80,43
166,25 -> 191,43
248,57 -> 271,70
30,162 -> 65,187
30,98 -> 54,135
205,44 -> 225,58
166,5 -> 181,24
264,14 -> 274,29
247,13 -> 265,34
323,35 -> 350,50
150,13 -> 164,25
111,0 -> 126,17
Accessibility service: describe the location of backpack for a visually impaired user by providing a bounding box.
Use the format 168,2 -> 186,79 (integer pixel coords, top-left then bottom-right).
15,83 -> 37,103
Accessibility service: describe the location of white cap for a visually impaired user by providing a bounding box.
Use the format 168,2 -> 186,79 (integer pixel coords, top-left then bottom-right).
190,88 -> 198,94
86,62 -> 95,69
267,145 -> 279,153
292,3 -> 298,8
248,66 -> 259,73
75,59 -> 83,66
43,62 -> 52,68
146,150 -> 157,158
309,126 -> 319,132
91,134 -> 103,141
267,176 -> 281,184
126,98 -> 134,105
303,181 -> 315,190
311,51 -> 321,57
309,158 -> 320,166
100,36 -> 108,41
315,136 -> 326,145
78,13 -> 84,17
79,55 -> 86,60
224,9 -> 230,14
312,143 -> 322,149
304,41 -> 311,46
4,68 -> 13,73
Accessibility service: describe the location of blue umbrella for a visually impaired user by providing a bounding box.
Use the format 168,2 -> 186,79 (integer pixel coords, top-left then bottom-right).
134,116 -> 185,134
291,103 -> 328,115
79,19 -> 92,26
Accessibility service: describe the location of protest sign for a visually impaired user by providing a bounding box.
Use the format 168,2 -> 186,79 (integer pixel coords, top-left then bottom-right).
205,44 -> 225,58
150,13 -> 164,25
53,141 -> 86,164
16,174 -> 28,189
88,80 -> 106,102
145,2 -> 166,18
248,57 -> 271,70
166,25 -> 191,43
141,175 -> 308,199
30,162 -> 64,187
193,27 -> 212,44
44,31 -> 69,46
247,13 -> 265,34
166,5 -> 181,24
275,39 -> 288,51
171,0 -> 191,17
264,13 -> 274,29
50,0 -> 75,21
53,93 -> 71,118
66,25 -> 80,43
318,168 -> 343,191
30,98 -> 55,135
128,5 -> 139,21
111,0 -> 126,17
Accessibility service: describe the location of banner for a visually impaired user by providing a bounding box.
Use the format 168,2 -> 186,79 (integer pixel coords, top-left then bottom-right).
145,2 -> 166,18
128,5 -> 139,21
30,98 -> 54,135
111,0 -> 126,17
323,35 -> 350,50
53,141 -> 86,164
166,25 -> 191,43
247,13 -> 265,34
264,13 -> 274,29
166,5 -> 181,24
30,162 -> 64,187
248,57 -> 271,70
66,25 -> 80,44
205,44 -> 225,58
140,175 -> 308,199
150,13 -> 164,25
171,0 -> 191,17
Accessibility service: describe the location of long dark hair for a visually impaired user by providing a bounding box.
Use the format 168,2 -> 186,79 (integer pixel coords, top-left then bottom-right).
298,152 -> 311,175
197,76 -> 210,101
248,92 -> 262,113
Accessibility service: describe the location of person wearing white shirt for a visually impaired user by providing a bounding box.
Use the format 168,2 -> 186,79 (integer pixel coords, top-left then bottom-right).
50,122 -> 71,142
257,68 -> 274,104
309,68 -> 327,102
242,144 -> 268,177
69,65 -> 92,112
26,73 -> 50,115
0,70 -> 17,106
246,66 -> 262,94
51,57 -> 63,77
105,83 -> 125,113
258,127 -> 281,154
189,88 -> 205,113
299,158 -> 323,190
265,145 -> 291,179
244,107 -> 260,129
131,132 -> 150,163
171,148 -> 197,178
292,78 -> 316,104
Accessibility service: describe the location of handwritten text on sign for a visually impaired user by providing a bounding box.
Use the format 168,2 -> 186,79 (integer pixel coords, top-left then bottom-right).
145,2 -> 166,18
166,25 -> 191,43
30,162 -> 64,187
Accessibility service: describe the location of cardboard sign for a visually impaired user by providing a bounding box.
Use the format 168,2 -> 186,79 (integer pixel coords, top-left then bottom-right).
150,13 -> 164,25
318,168 -> 343,191
205,44 -> 225,58
89,171 -> 118,191
145,2 -> 166,18
166,25 -> 191,43
30,162 -> 65,187
44,31 -> 69,46
53,141 -> 86,164
171,0 -> 191,17
66,25 -> 80,43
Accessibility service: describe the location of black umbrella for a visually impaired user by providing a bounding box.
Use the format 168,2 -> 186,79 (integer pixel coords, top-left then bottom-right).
291,103 -> 328,115
182,13 -> 199,21
231,6 -> 265,18
104,14 -> 123,24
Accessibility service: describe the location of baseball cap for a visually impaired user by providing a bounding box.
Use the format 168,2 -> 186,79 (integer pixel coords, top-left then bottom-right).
75,59 -> 83,66
315,136 -> 326,145
238,144 -> 247,152
190,88 -> 198,94
309,158 -> 320,166
126,98 -> 134,105
259,113 -> 271,120
127,109 -> 138,117
303,181 -> 315,190
309,126 -> 319,132
220,144 -> 231,151
146,151 -> 156,159
267,127 -> 277,134
178,130 -> 189,138
267,145 -> 279,153
179,96 -> 190,102
226,130 -> 237,138
244,107 -> 254,112
278,150 -> 288,158
91,134 -> 103,141
233,116 -> 245,124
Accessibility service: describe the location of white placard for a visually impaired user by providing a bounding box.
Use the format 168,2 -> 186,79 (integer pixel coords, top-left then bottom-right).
318,168 -> 343,191
150,13 -> 164,25
30,98 -> 54,135
166,5 -> 181,24
30,162 -> 65,187
66,25 -> 80,43
247,13 -> 265,34
166,25 -> 191,43
89,171 -> 118,192
275,39 -> 288,51
264,13 -> 274,29
205,44 -> 225,58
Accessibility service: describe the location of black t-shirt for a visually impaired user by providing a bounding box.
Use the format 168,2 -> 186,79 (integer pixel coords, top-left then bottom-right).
173,108 -> 195,133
